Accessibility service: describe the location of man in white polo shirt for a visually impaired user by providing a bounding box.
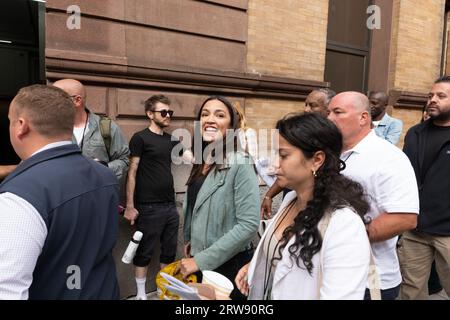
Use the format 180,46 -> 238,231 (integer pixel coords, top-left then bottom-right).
328,91 -> 419,300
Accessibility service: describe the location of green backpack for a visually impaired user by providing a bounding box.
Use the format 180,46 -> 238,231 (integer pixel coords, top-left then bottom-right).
99,116 -> 112,158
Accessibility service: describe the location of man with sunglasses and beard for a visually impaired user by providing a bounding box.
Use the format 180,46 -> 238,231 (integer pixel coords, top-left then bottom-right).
124,94 -> 182,300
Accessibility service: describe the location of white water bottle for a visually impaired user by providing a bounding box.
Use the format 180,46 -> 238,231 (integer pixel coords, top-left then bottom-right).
121,231 -> 143,264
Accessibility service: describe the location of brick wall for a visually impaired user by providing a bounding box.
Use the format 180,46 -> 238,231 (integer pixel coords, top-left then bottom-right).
388,0 -> 445,144
445,12 -> 450,75
391,107 -> 422,148
389,0 -> 445,93
246,0 -> 329,81
244,98 -> 304,155
245,98 -> 303,129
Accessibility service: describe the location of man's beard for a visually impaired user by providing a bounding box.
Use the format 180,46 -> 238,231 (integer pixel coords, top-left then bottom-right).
428,107 -> 450,122
153,118 -> 169,128
371,107 -> 384,119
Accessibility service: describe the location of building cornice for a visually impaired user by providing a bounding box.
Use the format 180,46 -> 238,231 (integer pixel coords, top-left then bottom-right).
46,56 -> 328,101
389,90 -> 427,109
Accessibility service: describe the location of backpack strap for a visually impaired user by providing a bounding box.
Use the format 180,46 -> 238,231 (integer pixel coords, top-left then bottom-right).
317,211 -> 332,298
367,250 -> 381,300
99,116 -> 112,159
317,211 -> 381,300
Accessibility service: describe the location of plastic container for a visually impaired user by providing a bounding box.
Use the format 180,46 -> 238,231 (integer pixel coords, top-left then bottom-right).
202,270 -> 234,299
121,231 -> 143,264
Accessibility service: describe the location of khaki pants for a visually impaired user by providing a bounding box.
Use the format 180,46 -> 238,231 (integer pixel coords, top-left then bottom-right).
398,231 -> 450,299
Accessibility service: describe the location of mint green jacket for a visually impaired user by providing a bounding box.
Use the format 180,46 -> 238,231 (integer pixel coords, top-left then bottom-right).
183,152 -> 260,271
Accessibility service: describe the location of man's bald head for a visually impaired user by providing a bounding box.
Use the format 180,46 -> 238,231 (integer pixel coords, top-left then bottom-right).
369,91 -> 388,105
368,91 -> 389,120
53,79 -> 86,109
304,88 -> 336,116
327,91 -> 372,150
335,91 -> 371,113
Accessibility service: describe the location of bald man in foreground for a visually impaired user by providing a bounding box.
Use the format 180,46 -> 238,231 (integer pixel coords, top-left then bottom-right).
53,79 -> 129,183
327,91 -> 419,300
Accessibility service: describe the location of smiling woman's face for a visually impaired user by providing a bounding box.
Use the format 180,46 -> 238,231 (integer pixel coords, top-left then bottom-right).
200,99 -> 232,143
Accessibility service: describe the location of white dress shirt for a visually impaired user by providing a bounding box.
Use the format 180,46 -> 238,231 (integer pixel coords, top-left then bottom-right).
340,131 -> 419,289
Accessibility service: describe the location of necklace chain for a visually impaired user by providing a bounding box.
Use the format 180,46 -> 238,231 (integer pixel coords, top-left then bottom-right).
262,199 -> 297,297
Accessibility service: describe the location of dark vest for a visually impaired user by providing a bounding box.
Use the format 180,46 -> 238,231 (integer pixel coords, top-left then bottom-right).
0,144 -> 120,299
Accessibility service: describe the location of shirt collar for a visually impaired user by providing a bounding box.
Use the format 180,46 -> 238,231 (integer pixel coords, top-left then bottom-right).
378,113 -> 390,126
30,141 -> 73,157
341,131 -> 377,157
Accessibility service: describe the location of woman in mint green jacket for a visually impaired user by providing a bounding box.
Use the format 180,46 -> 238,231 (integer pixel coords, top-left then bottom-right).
178,96 -> 260,299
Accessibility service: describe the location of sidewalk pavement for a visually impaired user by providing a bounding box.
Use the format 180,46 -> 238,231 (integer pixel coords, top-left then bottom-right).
429,289 -> 449,300
129,290 -> 449,300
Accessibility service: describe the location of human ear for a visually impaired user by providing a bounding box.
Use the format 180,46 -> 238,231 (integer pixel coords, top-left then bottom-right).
312,150 -> 325,172
17,117 -> 30,140
361,111 -> 370,125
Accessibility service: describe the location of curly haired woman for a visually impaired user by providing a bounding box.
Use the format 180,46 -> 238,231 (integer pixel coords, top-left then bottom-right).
235,113 -> 371,300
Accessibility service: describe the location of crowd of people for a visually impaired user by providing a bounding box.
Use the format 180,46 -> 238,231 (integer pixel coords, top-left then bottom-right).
0,76 -> 448,300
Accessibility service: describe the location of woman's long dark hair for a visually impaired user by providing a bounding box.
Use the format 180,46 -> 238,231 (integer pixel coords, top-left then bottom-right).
186,96 -> 240,185
275,112 -> 369,274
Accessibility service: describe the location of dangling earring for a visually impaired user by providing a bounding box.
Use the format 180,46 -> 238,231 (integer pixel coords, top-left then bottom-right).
312,169 -> 317,178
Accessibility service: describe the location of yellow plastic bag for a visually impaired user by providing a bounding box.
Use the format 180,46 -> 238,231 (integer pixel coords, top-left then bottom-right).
155,261 -> 197,300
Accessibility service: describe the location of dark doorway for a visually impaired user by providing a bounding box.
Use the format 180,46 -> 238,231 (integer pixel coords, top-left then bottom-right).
0,0 -> 45,166
325,0 -> 372,93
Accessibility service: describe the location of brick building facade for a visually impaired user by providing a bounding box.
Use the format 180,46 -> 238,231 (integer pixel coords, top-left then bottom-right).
42,0 -> 450,152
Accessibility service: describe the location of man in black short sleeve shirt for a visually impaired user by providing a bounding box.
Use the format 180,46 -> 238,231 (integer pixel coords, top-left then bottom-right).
124,94 -> 180,300
130,128 -> 179,204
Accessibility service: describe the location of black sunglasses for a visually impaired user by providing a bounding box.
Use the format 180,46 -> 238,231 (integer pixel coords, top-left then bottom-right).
153,110 -> 174,118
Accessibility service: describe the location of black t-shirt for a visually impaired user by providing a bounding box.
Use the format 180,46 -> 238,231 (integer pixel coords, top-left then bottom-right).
423,123 -> 450,177
130,128 -> 179,203
187,174 -> 207,214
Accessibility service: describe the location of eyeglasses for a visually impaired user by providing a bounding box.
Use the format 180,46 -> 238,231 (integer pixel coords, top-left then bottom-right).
153,110 -> 174,118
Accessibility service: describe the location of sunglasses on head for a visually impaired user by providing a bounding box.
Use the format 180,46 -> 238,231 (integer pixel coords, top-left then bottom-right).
153,109 -> 174,118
